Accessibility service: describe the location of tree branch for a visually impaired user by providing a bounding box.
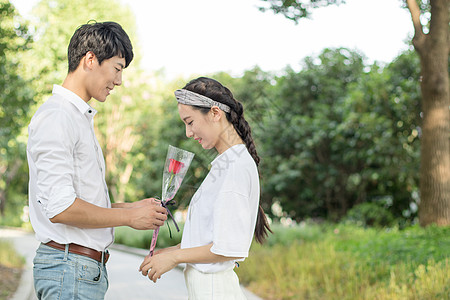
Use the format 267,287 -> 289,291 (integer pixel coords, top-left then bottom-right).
406,0 -> 426,52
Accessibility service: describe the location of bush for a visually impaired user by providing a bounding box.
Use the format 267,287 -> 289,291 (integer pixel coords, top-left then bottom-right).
236,223 -> 450,300
0,240 -> 25,268
343,202 -> 396,227
334,224 -> 450,266
113,221 -> 450,300
265,222 -> 325,247
114,222 -> 184,250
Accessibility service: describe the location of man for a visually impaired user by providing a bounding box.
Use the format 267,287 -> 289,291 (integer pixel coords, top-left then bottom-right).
27,21 -> 167,299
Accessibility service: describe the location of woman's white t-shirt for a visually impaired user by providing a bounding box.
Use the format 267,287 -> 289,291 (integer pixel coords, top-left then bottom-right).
180,144 -> 260,273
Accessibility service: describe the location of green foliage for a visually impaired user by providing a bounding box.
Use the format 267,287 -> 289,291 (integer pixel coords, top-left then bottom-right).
254,48 -> 421,222
258,0 -> 345,23
113,223 -> 450,300
0,0 -> 33,137
343,202 -> 396,227
263,221 -> 325,246
0,239 -> 25,299
22,0 -> 137,102
0,240 -> 25,268
0,0 -> 424,229
334,224 -> 450,267
114,222 -> 184,250
0,192 -> 28,227
0,0 -> 34,217
236,224 -> 450,300
114,226 -> 153,250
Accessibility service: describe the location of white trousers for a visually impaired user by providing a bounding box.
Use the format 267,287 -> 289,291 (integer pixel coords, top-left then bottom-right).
183,264 -> 247,300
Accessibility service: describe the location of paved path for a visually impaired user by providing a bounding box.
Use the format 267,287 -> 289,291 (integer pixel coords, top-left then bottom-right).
105,246 -> 188,300
1,228 -> 262,300
0,227 -> 39,300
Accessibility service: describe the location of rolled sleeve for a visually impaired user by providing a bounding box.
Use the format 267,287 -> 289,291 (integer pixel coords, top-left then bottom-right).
211,191 -> 252,258
38,185 -> 76,219
29,108 -> 78,219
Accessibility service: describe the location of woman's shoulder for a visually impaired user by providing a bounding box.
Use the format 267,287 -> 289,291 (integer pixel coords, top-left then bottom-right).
218,148 -> 258,188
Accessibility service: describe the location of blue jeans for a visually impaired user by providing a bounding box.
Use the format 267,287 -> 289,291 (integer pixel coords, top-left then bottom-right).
33,243 -> 109,300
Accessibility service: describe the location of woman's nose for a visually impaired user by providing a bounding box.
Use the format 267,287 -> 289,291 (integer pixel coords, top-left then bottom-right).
185,126 -> 193,138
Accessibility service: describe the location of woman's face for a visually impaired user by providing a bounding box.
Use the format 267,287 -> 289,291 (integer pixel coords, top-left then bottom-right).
178,104 -> 218,150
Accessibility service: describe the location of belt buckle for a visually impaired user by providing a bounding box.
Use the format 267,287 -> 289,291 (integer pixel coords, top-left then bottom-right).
102,250 -> 110,264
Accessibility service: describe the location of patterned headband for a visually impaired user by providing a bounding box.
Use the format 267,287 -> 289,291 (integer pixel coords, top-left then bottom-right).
174,89 -> 231,113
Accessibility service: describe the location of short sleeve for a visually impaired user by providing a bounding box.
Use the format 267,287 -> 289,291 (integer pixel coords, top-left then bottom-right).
210,191 -> 253,258
28,109 -> 78,218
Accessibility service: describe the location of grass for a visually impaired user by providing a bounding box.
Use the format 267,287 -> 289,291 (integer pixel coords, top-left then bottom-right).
0,240 -> 25,300
113,222 -> 450,299
0,240 -> 25,268
236,224 -> 450,300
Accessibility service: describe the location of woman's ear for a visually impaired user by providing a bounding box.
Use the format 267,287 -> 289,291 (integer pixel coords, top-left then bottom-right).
210,106 -> 223,122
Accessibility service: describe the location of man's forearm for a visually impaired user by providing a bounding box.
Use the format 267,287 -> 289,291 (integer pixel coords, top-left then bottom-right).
50,198 -> 128,228
111,202 -> 132,209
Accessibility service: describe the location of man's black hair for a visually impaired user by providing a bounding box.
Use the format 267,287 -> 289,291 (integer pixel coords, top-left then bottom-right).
67,21 -> 133,72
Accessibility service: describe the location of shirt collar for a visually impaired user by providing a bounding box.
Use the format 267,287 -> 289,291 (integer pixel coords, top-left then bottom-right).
52,84 -> 97,117
211,144 -> 246,166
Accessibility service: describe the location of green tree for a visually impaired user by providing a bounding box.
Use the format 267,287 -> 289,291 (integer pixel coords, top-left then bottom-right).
246,48 -> 422,222
23,0 -> 137,101
259,0 -> 450,226
405,0 -> 450,226
257,48 -> 367,220
24,0 -> 153,204
0,0 -> 34,218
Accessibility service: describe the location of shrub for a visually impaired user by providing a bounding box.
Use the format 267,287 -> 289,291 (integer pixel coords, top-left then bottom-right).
343,202 -> 396,227
236,223 -> 449,300
0,240 -> 25,268
114,222 -> 184,250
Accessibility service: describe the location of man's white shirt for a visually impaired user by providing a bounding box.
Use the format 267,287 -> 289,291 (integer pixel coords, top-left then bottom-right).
27,85 -> 113,251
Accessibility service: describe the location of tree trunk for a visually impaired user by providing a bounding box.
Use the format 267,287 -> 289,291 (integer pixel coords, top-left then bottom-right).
408,0 -> 450,226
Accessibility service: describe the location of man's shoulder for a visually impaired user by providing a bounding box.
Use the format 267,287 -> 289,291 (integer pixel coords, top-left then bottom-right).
32,93 -> 79,121
29,94 -> 82,139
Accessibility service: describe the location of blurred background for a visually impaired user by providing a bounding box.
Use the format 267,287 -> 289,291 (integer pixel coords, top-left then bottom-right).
1,0 -> 449,299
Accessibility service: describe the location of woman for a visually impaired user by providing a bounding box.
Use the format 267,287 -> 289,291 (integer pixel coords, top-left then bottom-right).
139,77 -> 271,299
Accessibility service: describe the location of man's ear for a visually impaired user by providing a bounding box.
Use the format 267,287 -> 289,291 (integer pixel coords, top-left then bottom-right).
83,51 -> 97,71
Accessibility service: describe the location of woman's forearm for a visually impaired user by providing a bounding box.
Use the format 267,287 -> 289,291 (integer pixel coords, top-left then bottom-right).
173,243 -> 242,264
139,243 -> 243,282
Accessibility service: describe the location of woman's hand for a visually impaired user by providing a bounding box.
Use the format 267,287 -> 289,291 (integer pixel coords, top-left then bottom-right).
139,243 -> 242,283
153,244 -> 181,256
139,251 -> 179,283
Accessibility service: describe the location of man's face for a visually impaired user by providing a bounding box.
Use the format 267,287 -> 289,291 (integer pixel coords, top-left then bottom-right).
87,55 -> 125,102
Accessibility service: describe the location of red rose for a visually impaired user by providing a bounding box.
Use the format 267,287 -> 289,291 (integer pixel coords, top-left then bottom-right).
168,159 -> 184,174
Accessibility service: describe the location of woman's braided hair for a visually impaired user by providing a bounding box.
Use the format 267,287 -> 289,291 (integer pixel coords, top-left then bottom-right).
183,77 -> 271,244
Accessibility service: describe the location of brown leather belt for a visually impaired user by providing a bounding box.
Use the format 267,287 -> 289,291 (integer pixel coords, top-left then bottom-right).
45,241 -> 110,264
